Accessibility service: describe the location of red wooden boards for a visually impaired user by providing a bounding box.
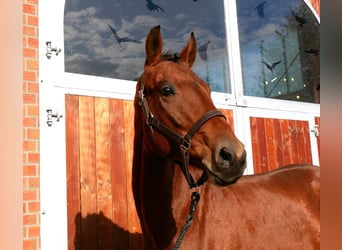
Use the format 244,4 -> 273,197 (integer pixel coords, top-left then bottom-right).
250,117 -> 313,174
65,95 -> 141,249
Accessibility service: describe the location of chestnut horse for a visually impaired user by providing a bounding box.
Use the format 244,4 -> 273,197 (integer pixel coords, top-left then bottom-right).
132,25 -> 320,249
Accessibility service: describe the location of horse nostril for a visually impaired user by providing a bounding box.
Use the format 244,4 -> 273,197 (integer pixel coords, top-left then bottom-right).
220,147 -> 234,163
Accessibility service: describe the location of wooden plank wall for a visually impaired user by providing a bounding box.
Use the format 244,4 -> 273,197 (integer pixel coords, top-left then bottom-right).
65,95 -> 142,250
250,117 -> 313,174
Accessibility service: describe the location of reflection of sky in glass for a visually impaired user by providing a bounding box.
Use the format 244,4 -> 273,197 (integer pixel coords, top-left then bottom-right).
64,0 -> 230,93
237,0 -> 320,103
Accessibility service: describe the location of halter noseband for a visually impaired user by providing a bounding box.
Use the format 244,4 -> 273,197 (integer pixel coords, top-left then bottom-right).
138,81 -> 226,188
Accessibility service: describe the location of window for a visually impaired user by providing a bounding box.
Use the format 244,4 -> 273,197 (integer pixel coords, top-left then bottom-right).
64,0 -> 231,93
237,0 -> 320,103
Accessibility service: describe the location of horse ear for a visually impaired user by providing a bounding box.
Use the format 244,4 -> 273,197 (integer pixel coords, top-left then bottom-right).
145,25 -> 162,67
180,32 -> 197,68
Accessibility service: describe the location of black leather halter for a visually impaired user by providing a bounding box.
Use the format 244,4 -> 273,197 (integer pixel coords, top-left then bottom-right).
138,81 -> 226,188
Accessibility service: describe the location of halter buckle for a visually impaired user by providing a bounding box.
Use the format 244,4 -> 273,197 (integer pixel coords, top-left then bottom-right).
180,135 -> 191,151
190,184 -> 199,194
146,112 -> 154,125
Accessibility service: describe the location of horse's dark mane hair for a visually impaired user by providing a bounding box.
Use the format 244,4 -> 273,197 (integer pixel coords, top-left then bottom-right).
161,51 -> 181,63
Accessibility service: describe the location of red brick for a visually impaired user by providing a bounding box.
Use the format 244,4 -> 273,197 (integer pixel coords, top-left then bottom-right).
23,177 -> 28,189
27,128 -> 39,139
27,0 -> 38,4
28,226 -> 40,237
23,189 -> 37,201
23,140 -> 37,151
23,117 -> 36,127
28,201 -> 40,213
29,177 -> 40,188
23,4 -> 36,15
28,16 -> 38,26
28,37 -> 38,48
23,153 -> 28,164
23,239 -> 37,250
23,25 -> 36,36
28,153 -> 40,163
23,94 -> 36,104
23,37 -> 27,47
23,227 -> 27,238
28,82 -> 39,93
23,82 -> 27,93
27,105 -> 39,116
23,214 -> 37,225
26,60 -> 38,70
23,165 -> 37,176
23,71 -> 36,81
23,48 -> 36,58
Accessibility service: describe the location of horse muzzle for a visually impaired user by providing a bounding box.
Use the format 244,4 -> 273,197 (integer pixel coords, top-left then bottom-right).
208,143 -> 247,186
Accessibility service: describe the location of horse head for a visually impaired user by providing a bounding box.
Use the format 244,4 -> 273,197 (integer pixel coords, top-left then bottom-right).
135,25 -> 246,186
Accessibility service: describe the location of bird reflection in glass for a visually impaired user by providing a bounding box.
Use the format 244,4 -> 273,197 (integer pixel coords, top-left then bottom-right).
255,1 -> 267,18
198,41 -> 211,61
145,0 -> 165,13
108,24 -> 142,46
262,60 -> 281,73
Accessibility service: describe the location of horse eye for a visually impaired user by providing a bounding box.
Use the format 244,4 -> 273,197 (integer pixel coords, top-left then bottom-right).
160,86 -> 175,96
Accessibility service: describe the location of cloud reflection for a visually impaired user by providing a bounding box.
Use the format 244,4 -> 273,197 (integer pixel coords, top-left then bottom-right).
64,0 -> 230,92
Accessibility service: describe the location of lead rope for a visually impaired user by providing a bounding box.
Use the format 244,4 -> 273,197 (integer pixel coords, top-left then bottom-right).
173,190 -> 200,250
172,144 -> 207,249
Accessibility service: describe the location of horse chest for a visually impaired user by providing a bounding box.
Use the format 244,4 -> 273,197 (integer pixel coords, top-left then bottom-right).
168,181 -> 320,250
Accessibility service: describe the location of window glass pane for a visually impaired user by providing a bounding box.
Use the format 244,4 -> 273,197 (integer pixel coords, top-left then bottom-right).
237,0 -> 320,103
64,0 -> 231,93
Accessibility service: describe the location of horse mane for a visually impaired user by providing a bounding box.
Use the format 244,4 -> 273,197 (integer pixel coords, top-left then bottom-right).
161,51 -> 181,63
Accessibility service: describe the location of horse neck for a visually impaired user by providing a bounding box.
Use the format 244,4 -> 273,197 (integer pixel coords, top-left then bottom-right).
137,144 -> 201,248
133,104 -> 196,248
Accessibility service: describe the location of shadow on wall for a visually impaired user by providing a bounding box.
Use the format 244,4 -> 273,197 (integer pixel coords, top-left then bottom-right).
73,212 -> 143,250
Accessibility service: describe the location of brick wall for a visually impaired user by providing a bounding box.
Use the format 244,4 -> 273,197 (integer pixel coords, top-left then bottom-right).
23,0 -> 40,249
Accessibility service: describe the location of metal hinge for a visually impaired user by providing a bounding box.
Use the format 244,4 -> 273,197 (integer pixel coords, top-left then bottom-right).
46,108 -> 63,127
46,41 -> 62,59
311,124 -> 319,137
